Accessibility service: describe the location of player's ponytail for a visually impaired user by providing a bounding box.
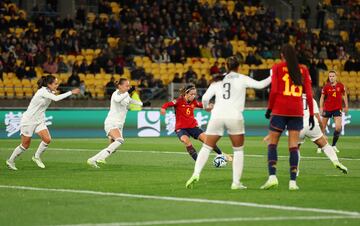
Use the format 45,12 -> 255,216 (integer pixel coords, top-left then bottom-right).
226,56 -> 240,72
179,84 -> 196,96
281,44 -> 303,86
37,75 -> 56,89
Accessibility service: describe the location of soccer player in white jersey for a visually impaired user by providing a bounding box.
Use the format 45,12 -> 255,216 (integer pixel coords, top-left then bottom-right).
6,75 -> 80,170
87,78 -> 143,168
298,94 -> 347,174
185,56 -> 272,190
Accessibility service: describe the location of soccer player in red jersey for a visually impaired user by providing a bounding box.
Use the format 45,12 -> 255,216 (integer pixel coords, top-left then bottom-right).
261,44 -> 315,190
319,70 -> 348,153
161,85 -> 229,161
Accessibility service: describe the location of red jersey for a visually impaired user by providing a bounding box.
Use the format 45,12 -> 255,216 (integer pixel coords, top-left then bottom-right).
268,61 -> 314,117
321,82 -> 345,111
161,97 -> 203,130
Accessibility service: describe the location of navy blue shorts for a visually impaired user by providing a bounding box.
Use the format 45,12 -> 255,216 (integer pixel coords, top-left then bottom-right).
269,115 -> 303,132
322,110 -> 342,118
176,127 -> 204,140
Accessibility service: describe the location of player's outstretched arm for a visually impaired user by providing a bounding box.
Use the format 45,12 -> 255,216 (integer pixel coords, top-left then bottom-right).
41,88 -> 78,102
245,75 -> 271,89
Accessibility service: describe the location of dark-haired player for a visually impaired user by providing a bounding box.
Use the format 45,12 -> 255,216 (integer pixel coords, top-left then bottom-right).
6,75 -> 80,170
261,44 -> 314,190
186,56 -> 271,190
160,85 -> 231,161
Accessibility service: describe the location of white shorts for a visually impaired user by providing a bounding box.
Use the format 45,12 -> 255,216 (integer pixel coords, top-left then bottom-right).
104,122 -> 123,137
20,122 -> 48,137
299,123 -> 323,144
205,118 -> 245,136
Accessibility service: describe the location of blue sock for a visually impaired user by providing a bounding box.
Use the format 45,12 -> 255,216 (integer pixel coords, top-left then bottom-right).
213,145 -> 222,155
268,144 -> 278,175
289,147 -> 299,180
332,130 -> 341,146
186,145 -> 197,161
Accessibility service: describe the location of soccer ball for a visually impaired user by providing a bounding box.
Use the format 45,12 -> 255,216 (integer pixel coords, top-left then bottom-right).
213,155 -> 227,168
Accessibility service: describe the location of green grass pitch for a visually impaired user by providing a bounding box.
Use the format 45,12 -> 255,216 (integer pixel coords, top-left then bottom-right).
0,136 -> 359,226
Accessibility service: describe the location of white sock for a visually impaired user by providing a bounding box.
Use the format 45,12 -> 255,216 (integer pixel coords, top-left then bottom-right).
96,140 -> 123,161
232,146 -> 244,185
193,144 -> 212,176
9,145 -> 27,162
322,143 -> 339,162
34,141 -> 49,158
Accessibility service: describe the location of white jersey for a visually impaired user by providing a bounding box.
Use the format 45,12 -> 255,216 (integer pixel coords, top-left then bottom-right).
105,90 -> 143,126
302,94 -> 319,126
21,87 -> 72,126
202,72 -> 271,120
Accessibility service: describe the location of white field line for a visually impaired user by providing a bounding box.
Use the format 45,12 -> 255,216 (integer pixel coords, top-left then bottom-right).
57,215 -> 360,226
0,185 -> 359,217
1,147 -> 360,161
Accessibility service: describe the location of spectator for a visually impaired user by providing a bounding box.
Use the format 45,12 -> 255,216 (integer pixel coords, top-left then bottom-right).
172,73 -> 182,83
105,76 -> 116,97
25,66 -> 37,79
15,62 -> 26,80
57,57 -> 69,73
78,59 -> 88,74
88,59 -> 101,74
184,66 -> 197,83
316,59 -> 328,71
197,74 -> 208,89
43,57 -> 58,74
210,61 -> 220,75
105,59 -> 114,73
67,71 -> 81,87
159,49 -> 170,63
219,62 -> 227,74
245,51 -> 261,65
344,57 -> 355,71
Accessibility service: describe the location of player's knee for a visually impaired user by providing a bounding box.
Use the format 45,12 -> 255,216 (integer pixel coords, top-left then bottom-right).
43,137 -> 51,144
180,137 -> 191,145
22,142 -> 30,149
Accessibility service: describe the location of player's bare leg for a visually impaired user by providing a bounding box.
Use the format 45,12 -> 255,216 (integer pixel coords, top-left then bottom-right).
229,134 -> 246,190
180,135 -> 197,161
261,131 -> 280,189
7,135 -> 31,171
332,116 -> 342,152
186,135 -> 220,189
32,129 -> 51,169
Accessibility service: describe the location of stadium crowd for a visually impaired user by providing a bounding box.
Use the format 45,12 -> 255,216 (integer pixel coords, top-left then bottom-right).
0,0 -> 359,98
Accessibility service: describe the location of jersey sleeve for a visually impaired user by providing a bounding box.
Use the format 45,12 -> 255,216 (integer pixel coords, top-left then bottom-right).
341,84 -> 346,94
113,91 -> 130,102
244,74 -> 271,89
161,99 -> 177,109
202,83 -> 217,109
303,67 -> 314,116
267,66 -> 278,110
130,98 -> 143,106
195,100 -> 203,108
41,90 -> 72,102
321,85 -> 327,95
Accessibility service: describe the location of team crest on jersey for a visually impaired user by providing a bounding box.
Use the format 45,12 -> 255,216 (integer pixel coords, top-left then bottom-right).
191,104 -> 194,108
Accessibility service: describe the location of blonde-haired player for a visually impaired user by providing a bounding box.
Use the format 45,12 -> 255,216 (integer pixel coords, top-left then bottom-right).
6,75 -> 80,170
87,78 -> 143,168
185,56 -> 271,190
